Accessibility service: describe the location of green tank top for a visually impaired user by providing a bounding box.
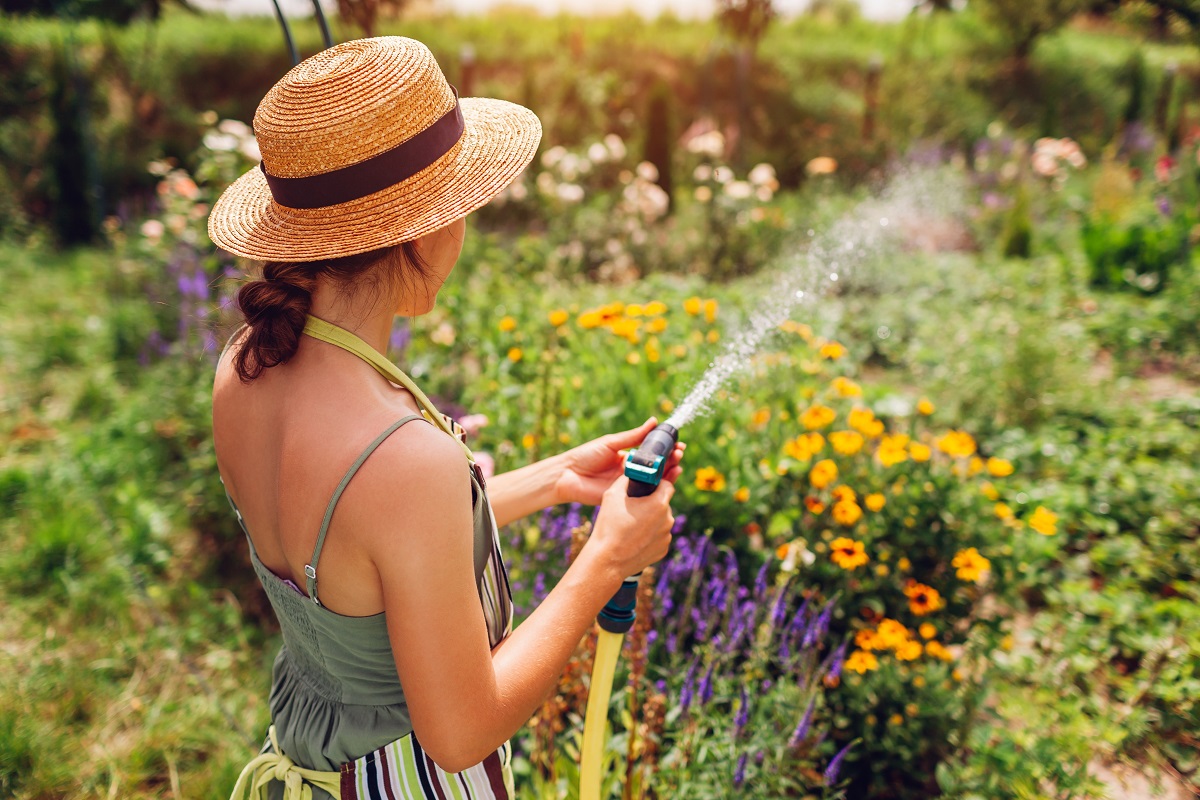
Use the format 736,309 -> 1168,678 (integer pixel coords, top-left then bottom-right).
223,316 -> 514,798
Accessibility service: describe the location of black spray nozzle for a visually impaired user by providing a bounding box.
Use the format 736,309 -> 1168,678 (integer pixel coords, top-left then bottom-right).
623,423 -> 679,498
598,423 -> 680,634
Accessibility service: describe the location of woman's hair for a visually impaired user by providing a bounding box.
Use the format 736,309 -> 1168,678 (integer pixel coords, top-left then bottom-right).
233,241 -> 428,383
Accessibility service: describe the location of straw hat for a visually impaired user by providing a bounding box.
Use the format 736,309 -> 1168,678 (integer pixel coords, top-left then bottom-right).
208,36 -> 541,262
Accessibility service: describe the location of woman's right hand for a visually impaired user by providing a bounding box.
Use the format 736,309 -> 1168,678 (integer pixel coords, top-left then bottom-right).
589,475 -> 676,579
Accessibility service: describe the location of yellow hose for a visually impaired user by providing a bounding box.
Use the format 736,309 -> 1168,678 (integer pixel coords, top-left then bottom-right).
580,629 -> 624,800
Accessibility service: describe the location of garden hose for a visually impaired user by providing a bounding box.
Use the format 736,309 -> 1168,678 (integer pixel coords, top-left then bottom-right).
579,423 -> 679,800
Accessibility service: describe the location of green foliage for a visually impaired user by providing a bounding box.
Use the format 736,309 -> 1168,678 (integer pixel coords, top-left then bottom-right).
972,0 -> 1090,59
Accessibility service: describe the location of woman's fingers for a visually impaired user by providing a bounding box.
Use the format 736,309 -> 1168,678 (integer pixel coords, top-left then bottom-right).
605,416 -> 658,452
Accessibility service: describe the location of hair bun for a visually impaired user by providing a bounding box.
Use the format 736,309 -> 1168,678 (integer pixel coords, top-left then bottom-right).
233,262 -> 318,381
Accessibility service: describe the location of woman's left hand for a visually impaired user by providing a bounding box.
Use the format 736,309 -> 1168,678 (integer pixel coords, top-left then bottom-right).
555,417 -> 686,506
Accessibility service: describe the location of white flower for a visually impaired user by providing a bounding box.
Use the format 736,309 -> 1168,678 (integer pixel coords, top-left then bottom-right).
140,219 -> 165,240
755,186 -> 774,203
639,182 -> 670,220
588,142 -> 609,164
685,130 -> 724,158
509,181 -> 528,201
217,119 -> 252,138
536,172 -> 556,195
239,138 -> 261,162
713,166 -> 733,184
724,180 -> 753,199
693,164 -> 712,182
556,182 -> 585,203
748,162 -> 776,187
635,161 -> 659,183
1031,152 -> 1058,177
541,146 -> 566,168
202,132 -> 239,152
603,133 -> 626,161
431,322 -> 456,346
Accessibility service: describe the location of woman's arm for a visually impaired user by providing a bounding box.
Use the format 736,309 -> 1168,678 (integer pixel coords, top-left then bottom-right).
486,418 -> 685,528
347,421 -> 676,772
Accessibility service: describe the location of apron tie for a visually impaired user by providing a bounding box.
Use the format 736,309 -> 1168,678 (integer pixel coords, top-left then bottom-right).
229,726 -> 342,800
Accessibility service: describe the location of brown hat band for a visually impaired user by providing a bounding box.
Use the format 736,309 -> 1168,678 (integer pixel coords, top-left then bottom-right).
259,89 -> 465,210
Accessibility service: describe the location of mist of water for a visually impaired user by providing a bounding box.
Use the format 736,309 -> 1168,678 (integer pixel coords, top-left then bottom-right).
664,166 -> 963,430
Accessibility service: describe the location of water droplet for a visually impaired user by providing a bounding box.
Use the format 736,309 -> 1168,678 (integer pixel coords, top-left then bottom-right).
829,273 -> 838,281
876,326 -> 891,339
794,290 -> 805,299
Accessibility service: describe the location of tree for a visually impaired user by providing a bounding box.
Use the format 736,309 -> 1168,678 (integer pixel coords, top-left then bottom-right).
972,0 -> 1089,61
715,0 -> 776,53
336,0 -> 410,38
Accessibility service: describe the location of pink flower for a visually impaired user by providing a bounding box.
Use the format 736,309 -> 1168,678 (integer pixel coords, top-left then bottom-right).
458,413 -> 490,437
474,451 -> 495,482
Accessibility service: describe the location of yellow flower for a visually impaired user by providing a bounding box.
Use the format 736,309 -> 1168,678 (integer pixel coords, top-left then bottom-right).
926,641 -> 954,661
521,433 -> 536,449
994,502 -> 1014,520
877,434 -> 910,468
549,309 -> 569,327
952,668 -> 964,681
608,317 -> 641,343
875,563 -> 890,577
644,300 -> 668,316
832,500 -> 863,526
804,496 -> 826,514
499,315 -> 517,332
684,296 -> 702,316
895,640 -> 923,661
1029,506 -> 1059,536
819,341 -> 847,360
831,485 -> 857,503
625,303 -> 645,317
865,493 -> 886,512
706,329 -> 720,344
830,537 -> 868,570
694,466 -> 727,492
875,619 -> 909,649
751,407 -> 771,428
660,398 -> 675,414
578,310 -> 603,329
780,320 -> 814,341
917,397 -> 935,415
909,443 -> 932,462
936,430 -> 977,458
703,298 -> 718,323
645,338 -> 661,363
844,650 -> 879,674
986,457 -> 1014,477
847,407 -> 877,435
646,317 -> 668,334
896,557 -> 911,572
952,547 -> 991,582
918,623 -> 936,640
801,404 -> 837,430
832,376 -> 862,397
904,580 -> 944,616
507,347 -> 523,362
913,676 -> 926,688
980,481 -> 1000,501
968,456 -> 984,475
626,351 -> 641,365
670,344 -> 687,358
855,629 -> 880,650
889,713 -> 905,726
809,459 -> 838,489
829,430 -> 864,456
734,487 -> 750,503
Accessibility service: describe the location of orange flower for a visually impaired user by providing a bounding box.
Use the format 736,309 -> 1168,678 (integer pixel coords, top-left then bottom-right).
703,298 -> 718,323
917,397 -> 935,415
855,629 -> 880,650
877,434 -> 910,468
832,500 -> 863,526
548,309 -> 569,327
1029,506 -> 1059,536
952,547 -> 991,582
832,376 -> 862,397
683,296 -> 702,315
499,315 -> 517,332
830,537 -> 868,570
925,641 -> 954,661
903,580 -> 944,616
694,466 -> 727,492
936,430 -> 977,458
986,457 -> 1014,477
865,493 -> 886,512
909,443 -> 932,462
801,404 -> 836,430
829,430 -> 864,456
751,407 -> 771,427
804,496 -> 826,514
844,650 -> 878,673
809,459 -> 838,489
507,347 -> 523,362
734,487 -> 750,503
831,485 -> 857,503
875,619 -> 909,649
895,639 -> 923,661
819,341 -> 847,360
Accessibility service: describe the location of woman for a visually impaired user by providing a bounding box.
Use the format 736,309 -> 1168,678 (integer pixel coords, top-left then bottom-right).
208,36 -> 684,800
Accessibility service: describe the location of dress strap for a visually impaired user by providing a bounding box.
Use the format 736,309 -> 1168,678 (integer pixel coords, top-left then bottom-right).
302,315 -> 474,463
305,414 -> 426,606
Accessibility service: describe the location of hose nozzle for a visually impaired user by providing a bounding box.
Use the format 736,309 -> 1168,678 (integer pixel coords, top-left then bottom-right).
623,422 -> 679,498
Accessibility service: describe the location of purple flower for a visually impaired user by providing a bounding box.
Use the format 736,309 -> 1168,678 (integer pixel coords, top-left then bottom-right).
733,752 -> 748,787
753,560 -> 770,600
734,686 -> 750,735
698,662 -> 715,705
389,319 -> 411,356
532,573 -> 547,603
770,583 -> 789,628
1158,196 -> 1172,216
671,514 -> 687,535
823,741 -> 855,785
826,641 -> 848,682
789,697 -> 816,746
679,659 -> 699,711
